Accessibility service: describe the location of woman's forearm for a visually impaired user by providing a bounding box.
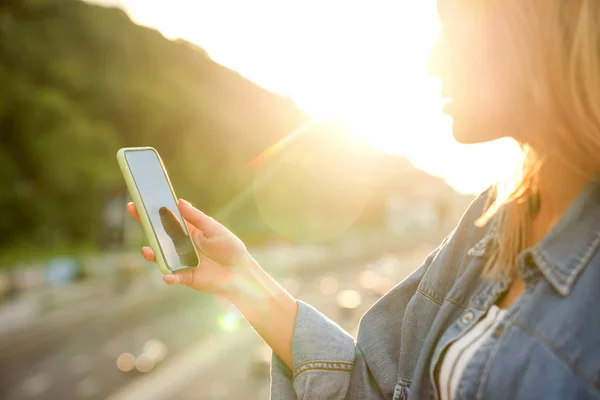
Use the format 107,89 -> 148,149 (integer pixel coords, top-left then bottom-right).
226,257 -> 298,370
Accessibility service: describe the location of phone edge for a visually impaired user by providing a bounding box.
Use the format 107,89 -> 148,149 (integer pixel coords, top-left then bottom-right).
117,147 -> 174,275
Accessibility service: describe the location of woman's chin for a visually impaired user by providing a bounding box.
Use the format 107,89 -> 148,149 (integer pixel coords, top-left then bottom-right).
450,115 -> 504,144
452,128 -> 482,144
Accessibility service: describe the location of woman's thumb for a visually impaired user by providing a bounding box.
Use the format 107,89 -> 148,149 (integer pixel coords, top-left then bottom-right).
177,199 -> 221,237
163,270 -> 194,287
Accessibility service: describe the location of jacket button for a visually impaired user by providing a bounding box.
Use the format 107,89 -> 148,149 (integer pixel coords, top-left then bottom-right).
461,311 -> 474,324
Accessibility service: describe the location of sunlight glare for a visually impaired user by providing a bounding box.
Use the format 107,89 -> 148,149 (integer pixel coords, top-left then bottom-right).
95,0 -> 524,194
217,310 -> 241,332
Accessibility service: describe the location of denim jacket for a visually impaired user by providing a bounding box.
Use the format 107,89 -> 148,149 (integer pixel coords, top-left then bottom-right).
270,181 -> 600,399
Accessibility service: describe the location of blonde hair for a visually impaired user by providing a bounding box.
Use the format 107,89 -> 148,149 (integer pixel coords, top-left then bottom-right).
470,0 -> 600,276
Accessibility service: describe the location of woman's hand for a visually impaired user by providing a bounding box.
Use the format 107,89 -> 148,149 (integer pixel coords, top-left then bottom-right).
128,198 -> 298,369
127,199 -> 251,297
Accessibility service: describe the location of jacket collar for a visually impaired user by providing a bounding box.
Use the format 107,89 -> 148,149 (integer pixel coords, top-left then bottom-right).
468,180 -> 600,296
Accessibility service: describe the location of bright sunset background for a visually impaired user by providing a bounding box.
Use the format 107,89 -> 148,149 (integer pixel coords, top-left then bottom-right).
90,0 -> 521,195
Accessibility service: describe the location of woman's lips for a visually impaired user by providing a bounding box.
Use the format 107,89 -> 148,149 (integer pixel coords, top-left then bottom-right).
442,98 -> 453,114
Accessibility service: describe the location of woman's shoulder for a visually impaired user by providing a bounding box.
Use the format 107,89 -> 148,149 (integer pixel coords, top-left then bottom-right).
354,189 -> 494,392
415,187 -> 494,297
354,189 -> 494,385
358,187 -> 494,330
444,186 -> 494,256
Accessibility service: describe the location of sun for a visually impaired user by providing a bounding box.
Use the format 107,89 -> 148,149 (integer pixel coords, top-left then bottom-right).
258,2 -> 457,162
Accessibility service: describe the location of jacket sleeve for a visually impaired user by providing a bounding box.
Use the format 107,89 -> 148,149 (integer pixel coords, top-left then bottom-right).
269,191 -> 490,399
269,247 -> 444,400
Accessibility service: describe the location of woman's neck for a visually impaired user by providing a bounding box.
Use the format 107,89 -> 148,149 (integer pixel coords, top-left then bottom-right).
531,161 -> 590,243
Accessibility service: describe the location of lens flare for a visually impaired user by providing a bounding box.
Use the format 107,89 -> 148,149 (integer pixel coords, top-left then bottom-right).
245,119 -> 317,169
217,310 -> 241,332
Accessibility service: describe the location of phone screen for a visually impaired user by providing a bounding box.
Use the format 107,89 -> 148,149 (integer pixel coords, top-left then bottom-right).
125,149 -> 198,271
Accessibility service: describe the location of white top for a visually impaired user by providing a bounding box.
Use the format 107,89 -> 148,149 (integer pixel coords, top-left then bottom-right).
438,305 -> 507,400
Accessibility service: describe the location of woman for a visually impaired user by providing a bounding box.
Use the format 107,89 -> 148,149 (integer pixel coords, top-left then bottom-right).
127,0 -> 600,398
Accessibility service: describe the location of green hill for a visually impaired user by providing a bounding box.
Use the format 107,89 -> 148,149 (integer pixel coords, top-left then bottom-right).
0,0 -> 306,255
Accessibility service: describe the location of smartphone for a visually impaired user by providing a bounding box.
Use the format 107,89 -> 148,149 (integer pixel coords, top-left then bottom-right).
117,147 -> 199,274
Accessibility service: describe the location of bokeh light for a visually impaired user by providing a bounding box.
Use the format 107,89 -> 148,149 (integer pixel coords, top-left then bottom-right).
116,353 -> 136,373
143,339 -> 168,363
359,270 -> 380,291
135,355 -> 155,373
336,290 -> 362,310
319,276 -> 338,295
376,256 -> 401,278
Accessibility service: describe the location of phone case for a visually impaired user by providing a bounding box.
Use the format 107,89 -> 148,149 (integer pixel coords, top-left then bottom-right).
116,146 -> 199,274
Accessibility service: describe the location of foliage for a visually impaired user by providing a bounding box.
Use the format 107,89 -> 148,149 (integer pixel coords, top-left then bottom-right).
0,0 -> 305,258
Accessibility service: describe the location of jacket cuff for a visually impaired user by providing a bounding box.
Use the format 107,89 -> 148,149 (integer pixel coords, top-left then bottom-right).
291,300 -> 356,375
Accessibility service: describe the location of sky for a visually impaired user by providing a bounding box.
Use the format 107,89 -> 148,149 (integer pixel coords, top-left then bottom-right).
89,0 -> 521,194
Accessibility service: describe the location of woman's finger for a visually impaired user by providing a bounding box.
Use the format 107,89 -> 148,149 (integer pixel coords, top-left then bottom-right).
177,199 -> 227,238
163,268 -> 195,287
141,246 -> 156,262
127,202 -> 141,222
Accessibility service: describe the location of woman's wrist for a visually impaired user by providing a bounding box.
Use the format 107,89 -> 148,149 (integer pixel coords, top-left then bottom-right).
223,255 -> 298,369
223,254 -> 263,302
224,254 -> 288,305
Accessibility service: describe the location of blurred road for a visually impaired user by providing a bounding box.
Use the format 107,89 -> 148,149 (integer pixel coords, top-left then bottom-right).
0,245 -> 432,400
0,281 -> 219,400
127,247 -> 431,400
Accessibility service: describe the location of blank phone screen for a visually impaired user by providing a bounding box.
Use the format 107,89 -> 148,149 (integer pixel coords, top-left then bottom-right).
125,149 -> 198,271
